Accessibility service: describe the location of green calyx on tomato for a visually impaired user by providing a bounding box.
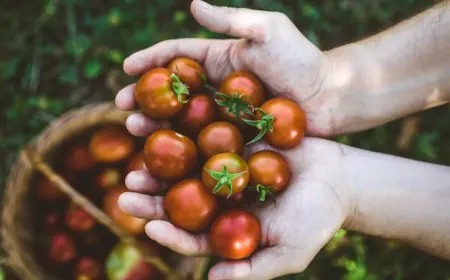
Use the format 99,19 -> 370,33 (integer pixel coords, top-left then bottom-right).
170,73 -> 190,104
198,72 -> 216,92
249,184 -> 276,204
205,165 -> 248,198
215,92 -> 255,121
242,108 -> 274,144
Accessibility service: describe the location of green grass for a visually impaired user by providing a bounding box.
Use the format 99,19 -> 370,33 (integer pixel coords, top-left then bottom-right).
1,0 -> 450,279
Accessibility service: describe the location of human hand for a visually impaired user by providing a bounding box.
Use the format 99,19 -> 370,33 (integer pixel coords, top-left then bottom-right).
115,0 -> 366,137
118,137 -> 350,280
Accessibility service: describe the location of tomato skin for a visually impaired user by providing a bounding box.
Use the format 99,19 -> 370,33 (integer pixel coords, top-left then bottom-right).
126,152 -> 146,173
197,122 -> 244,159
134,68 -> 186,119
173,94 -> 217,139
103,187 -> 147,235
209,209 -> 261,260
89,126 -> 135,163
218,71 -> 266,123
259,97 -> 307,149
164,178 -> 218,232
144,129 -> 198,182
202,153 -> 249,197
248,150 -> 291,194
167,57 -> 206,92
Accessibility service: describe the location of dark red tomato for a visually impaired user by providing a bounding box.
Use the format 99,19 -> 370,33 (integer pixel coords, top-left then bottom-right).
218,71 -> 266,123
259,97 -> 307,149
164,178 -> 218,232
103,187 -> 147,235
197,121 -> 244,159
134,68 -> 187,119
144,129 -> 198,181
173,94 -> 217,139
219,189 -> 256,210
65,203 -> 96,232
49,233 -> 77,263
167,57 -> 207,92
76,257 -> 102,280
209,209 -> 261,260
248,150 -> 291,194
66,143 -> 97,172
126,152 -> 146,173
202,153 -> 249,197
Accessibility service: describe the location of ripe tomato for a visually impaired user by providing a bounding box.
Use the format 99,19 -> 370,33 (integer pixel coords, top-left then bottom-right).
126,152 -> 146,173
164,178 -> 218,232
103,187 -> 147,235
89,126 -> 135,163
167,57 -> 207,92
248,150 -> 291,200
173,93 -> 217,139
65,203 -> 96,232
218,71 -> 266,123
219,189 -> 256,210
76,257 -> 102,280
134,68 -> 188,119
197,121 -> 244,159
144,129 -> 198,181
209,209 -> 261,260
66,143 -> 97,172
202,153 -> 249,197
258,97 -> 307,149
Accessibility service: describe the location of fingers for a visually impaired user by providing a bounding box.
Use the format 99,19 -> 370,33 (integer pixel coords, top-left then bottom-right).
145,221 -> 212,256
208,246 -> 293,280
115,83 -> 136,110
125,170 -> 168,193
123,38 -> 216,76
125,113 -> 170,137
117,192 -> 168,220
190,0 -> 271,43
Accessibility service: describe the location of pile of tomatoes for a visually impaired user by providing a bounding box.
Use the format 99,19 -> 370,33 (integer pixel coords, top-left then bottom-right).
133,57 -> 307,260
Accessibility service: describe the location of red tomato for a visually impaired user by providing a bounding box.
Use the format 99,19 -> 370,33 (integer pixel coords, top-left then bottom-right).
144,129 -> 198,182
167,57 -> 207,92
248,150 -> 291,199
126,152 -> 146,173
76,257 -> 102,280
202,153 -> 249,197
258,97 -> 307,149
209,209 -> 261,260
49,233 -> 77,263
219,189 -> 257,210
66,143 -> 97,172
218,71 -> 266,123
65,203 -> 96,232
197,121 -> 244,159
134,68 -> 188,119
103,187 -> 147,235
89,126 -> 135,163
164,178 -> 218,232
173,93 -> 217,139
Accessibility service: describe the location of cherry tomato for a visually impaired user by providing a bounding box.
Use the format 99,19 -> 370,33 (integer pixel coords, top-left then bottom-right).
164,178 -> 218,232
103,187 -> 147,235
173,93 -> 217,139
134,68 -> 188,119
167,57 -> 207,92
248,150 -> 291,196
65,203 -> 96,232
89,126 -> 135,163
209,209 -> 261,260
219,189 -> 257,210
202,153 -> 249,197
144,129 -> 198,182
66,143 -> 97,172
76,257 -> 102,280
258,97 -> 307,149
197,121 -> 244,159
218,71 -> 266,123
126,152 -> 146,173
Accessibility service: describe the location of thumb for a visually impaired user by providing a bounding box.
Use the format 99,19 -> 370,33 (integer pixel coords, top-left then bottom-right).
208,246 -> 297,280
190,0 -> 271,43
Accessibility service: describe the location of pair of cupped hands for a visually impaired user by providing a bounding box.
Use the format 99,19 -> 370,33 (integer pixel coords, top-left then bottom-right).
115,1 -> 367,279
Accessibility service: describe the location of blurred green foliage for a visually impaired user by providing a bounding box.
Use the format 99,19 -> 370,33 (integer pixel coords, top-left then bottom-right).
1,0 -> 450,279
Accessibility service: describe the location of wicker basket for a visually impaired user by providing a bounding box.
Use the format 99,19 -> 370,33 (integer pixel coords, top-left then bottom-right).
1,102 -> 209,280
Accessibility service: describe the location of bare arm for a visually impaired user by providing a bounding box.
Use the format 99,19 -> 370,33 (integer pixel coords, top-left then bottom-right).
327,1 -> 450,134
343,147 -> 450,260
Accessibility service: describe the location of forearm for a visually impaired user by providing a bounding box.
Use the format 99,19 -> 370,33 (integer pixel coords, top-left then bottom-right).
327,1 -> 450,134
343,147 -> 450,260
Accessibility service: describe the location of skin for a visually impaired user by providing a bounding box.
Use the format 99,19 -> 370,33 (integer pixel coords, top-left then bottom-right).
218,71 -> 266,123
173,93 -> 217,139
134,68 -> 186,119
164,178 -> 218,232
89,126 -> 135,163
116,1 -> 450,279
167,57 -> 207,92
197,121 -> 244,159
209,209 -> 261,260
143,129 -> 198,182
247,150 -> 290,194
202,152 -> 249,197
258,97 -> 307,149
